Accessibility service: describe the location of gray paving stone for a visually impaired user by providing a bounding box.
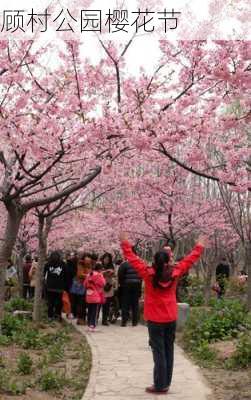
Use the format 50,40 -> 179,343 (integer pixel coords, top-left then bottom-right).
68,320 -> 212,400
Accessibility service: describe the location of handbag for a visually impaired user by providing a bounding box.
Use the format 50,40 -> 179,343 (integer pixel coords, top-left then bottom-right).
70,279 -> 85,296
62,291 -> 71,314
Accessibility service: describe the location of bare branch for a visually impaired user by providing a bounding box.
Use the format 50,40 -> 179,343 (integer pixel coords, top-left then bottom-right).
23,166 -> 101,211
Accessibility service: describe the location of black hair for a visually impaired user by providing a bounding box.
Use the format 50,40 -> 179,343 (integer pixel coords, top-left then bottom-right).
25,254 -> 32,262
152,251 -> 174,289
80,252 -> 92,261
48,251 -> 62,266
95,262 -> 103,271
164,238 -> 176,251
100,252 -> 113,265
91,253 -> 99,261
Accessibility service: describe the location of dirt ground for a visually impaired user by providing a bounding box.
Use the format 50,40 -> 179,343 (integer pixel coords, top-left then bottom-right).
204,366 -> 251,400
0,322 -> 91,400
176,333 -> 251,400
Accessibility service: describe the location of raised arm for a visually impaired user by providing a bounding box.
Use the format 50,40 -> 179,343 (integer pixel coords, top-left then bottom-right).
120,240 -> 149,280
172,244 -> 204,279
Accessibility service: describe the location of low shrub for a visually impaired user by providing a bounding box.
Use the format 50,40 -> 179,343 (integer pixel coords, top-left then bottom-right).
179,276 -> 205,306
183,299 -> 250,366
0,369 -> 27,395
0,354 -> 5,368
14,328 -> 45,349
0,335 -> 11,346
17,353 -> 33,375
226,332 -> 251,369
0,314 -> 26,338
5,298 -> 33,313
48,344 -> 64,364
38,369 -> 66,391
192,340 -> 217,364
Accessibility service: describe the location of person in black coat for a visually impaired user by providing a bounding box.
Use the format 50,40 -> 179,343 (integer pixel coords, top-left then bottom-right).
118,251 -> 142,327
64,252 -> 78,318
65,252 -> 78,291
100,252 -> 115,326
216,257 -> 230,298
44,251 -> 67,321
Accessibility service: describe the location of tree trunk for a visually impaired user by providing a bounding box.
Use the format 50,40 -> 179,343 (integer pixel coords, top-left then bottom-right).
245,242 -> 251,310
33,216 -> 51,322
16,243 -> 27,297
204,282 -> 212,304
0,206 -> 23,319
203,265 -> 213,305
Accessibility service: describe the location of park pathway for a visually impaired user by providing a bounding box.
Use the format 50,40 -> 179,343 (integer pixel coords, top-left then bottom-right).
72,322 -> 212,400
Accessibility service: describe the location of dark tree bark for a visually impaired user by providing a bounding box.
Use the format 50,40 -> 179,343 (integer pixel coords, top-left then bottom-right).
0,204 -> 24,318
33,216 -> 51,322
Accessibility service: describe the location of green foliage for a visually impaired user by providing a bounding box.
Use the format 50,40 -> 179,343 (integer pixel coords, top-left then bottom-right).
0,354 -> 5,368
226,332 -> 251,369
5,297 -> 33,312
41,327 -> 70,347
184,299 -> 249,347
0,312 -> 91,399
192,340 -> 217,364
0,334 -> 11,346
183,299 -> 250,367
179,276 -> 205,306
17,352 -> 33,375
5,380 -> 26,395
15,328 -> 44,349
38,369 -> 66,391
48,344 -> 64,364
68,342 -> 92,397
0,369 -> 27,395
0,314 -> 27,337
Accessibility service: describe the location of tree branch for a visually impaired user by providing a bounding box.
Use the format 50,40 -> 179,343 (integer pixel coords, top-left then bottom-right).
23,166 -> 101,211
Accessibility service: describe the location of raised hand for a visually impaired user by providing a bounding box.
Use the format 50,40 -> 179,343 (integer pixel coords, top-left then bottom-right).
197,235 -> 208,248
119,231 -> 129,242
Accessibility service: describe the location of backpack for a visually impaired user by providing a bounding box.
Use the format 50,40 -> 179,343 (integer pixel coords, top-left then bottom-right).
70,279 -> 85,296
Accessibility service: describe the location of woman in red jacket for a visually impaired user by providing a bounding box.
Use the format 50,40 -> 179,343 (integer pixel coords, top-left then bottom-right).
120,232 -> 207,395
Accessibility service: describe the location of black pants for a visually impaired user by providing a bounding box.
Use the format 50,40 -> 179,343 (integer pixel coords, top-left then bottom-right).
121,286 -> 140,325
87,303 -> 99,327
30,287 -> 35,298
148,321 -> 176,390
47,290 -> 63,320
70,294 -> 87,320
23,284 -> 33,300
102,297 -> 112,323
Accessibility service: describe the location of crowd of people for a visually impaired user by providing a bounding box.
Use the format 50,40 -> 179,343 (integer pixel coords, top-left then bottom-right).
4,238 -> 249,395
21,250 -> 143,331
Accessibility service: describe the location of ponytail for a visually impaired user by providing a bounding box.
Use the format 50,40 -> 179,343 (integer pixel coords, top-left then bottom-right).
152,251 -> 174,289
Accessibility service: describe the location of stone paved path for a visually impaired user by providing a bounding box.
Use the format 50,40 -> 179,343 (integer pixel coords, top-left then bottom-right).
72,322 -> 212,400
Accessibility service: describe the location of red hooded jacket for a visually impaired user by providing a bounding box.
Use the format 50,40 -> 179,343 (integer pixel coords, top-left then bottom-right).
84,271 -> 106,304
121,241 -> 204,323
